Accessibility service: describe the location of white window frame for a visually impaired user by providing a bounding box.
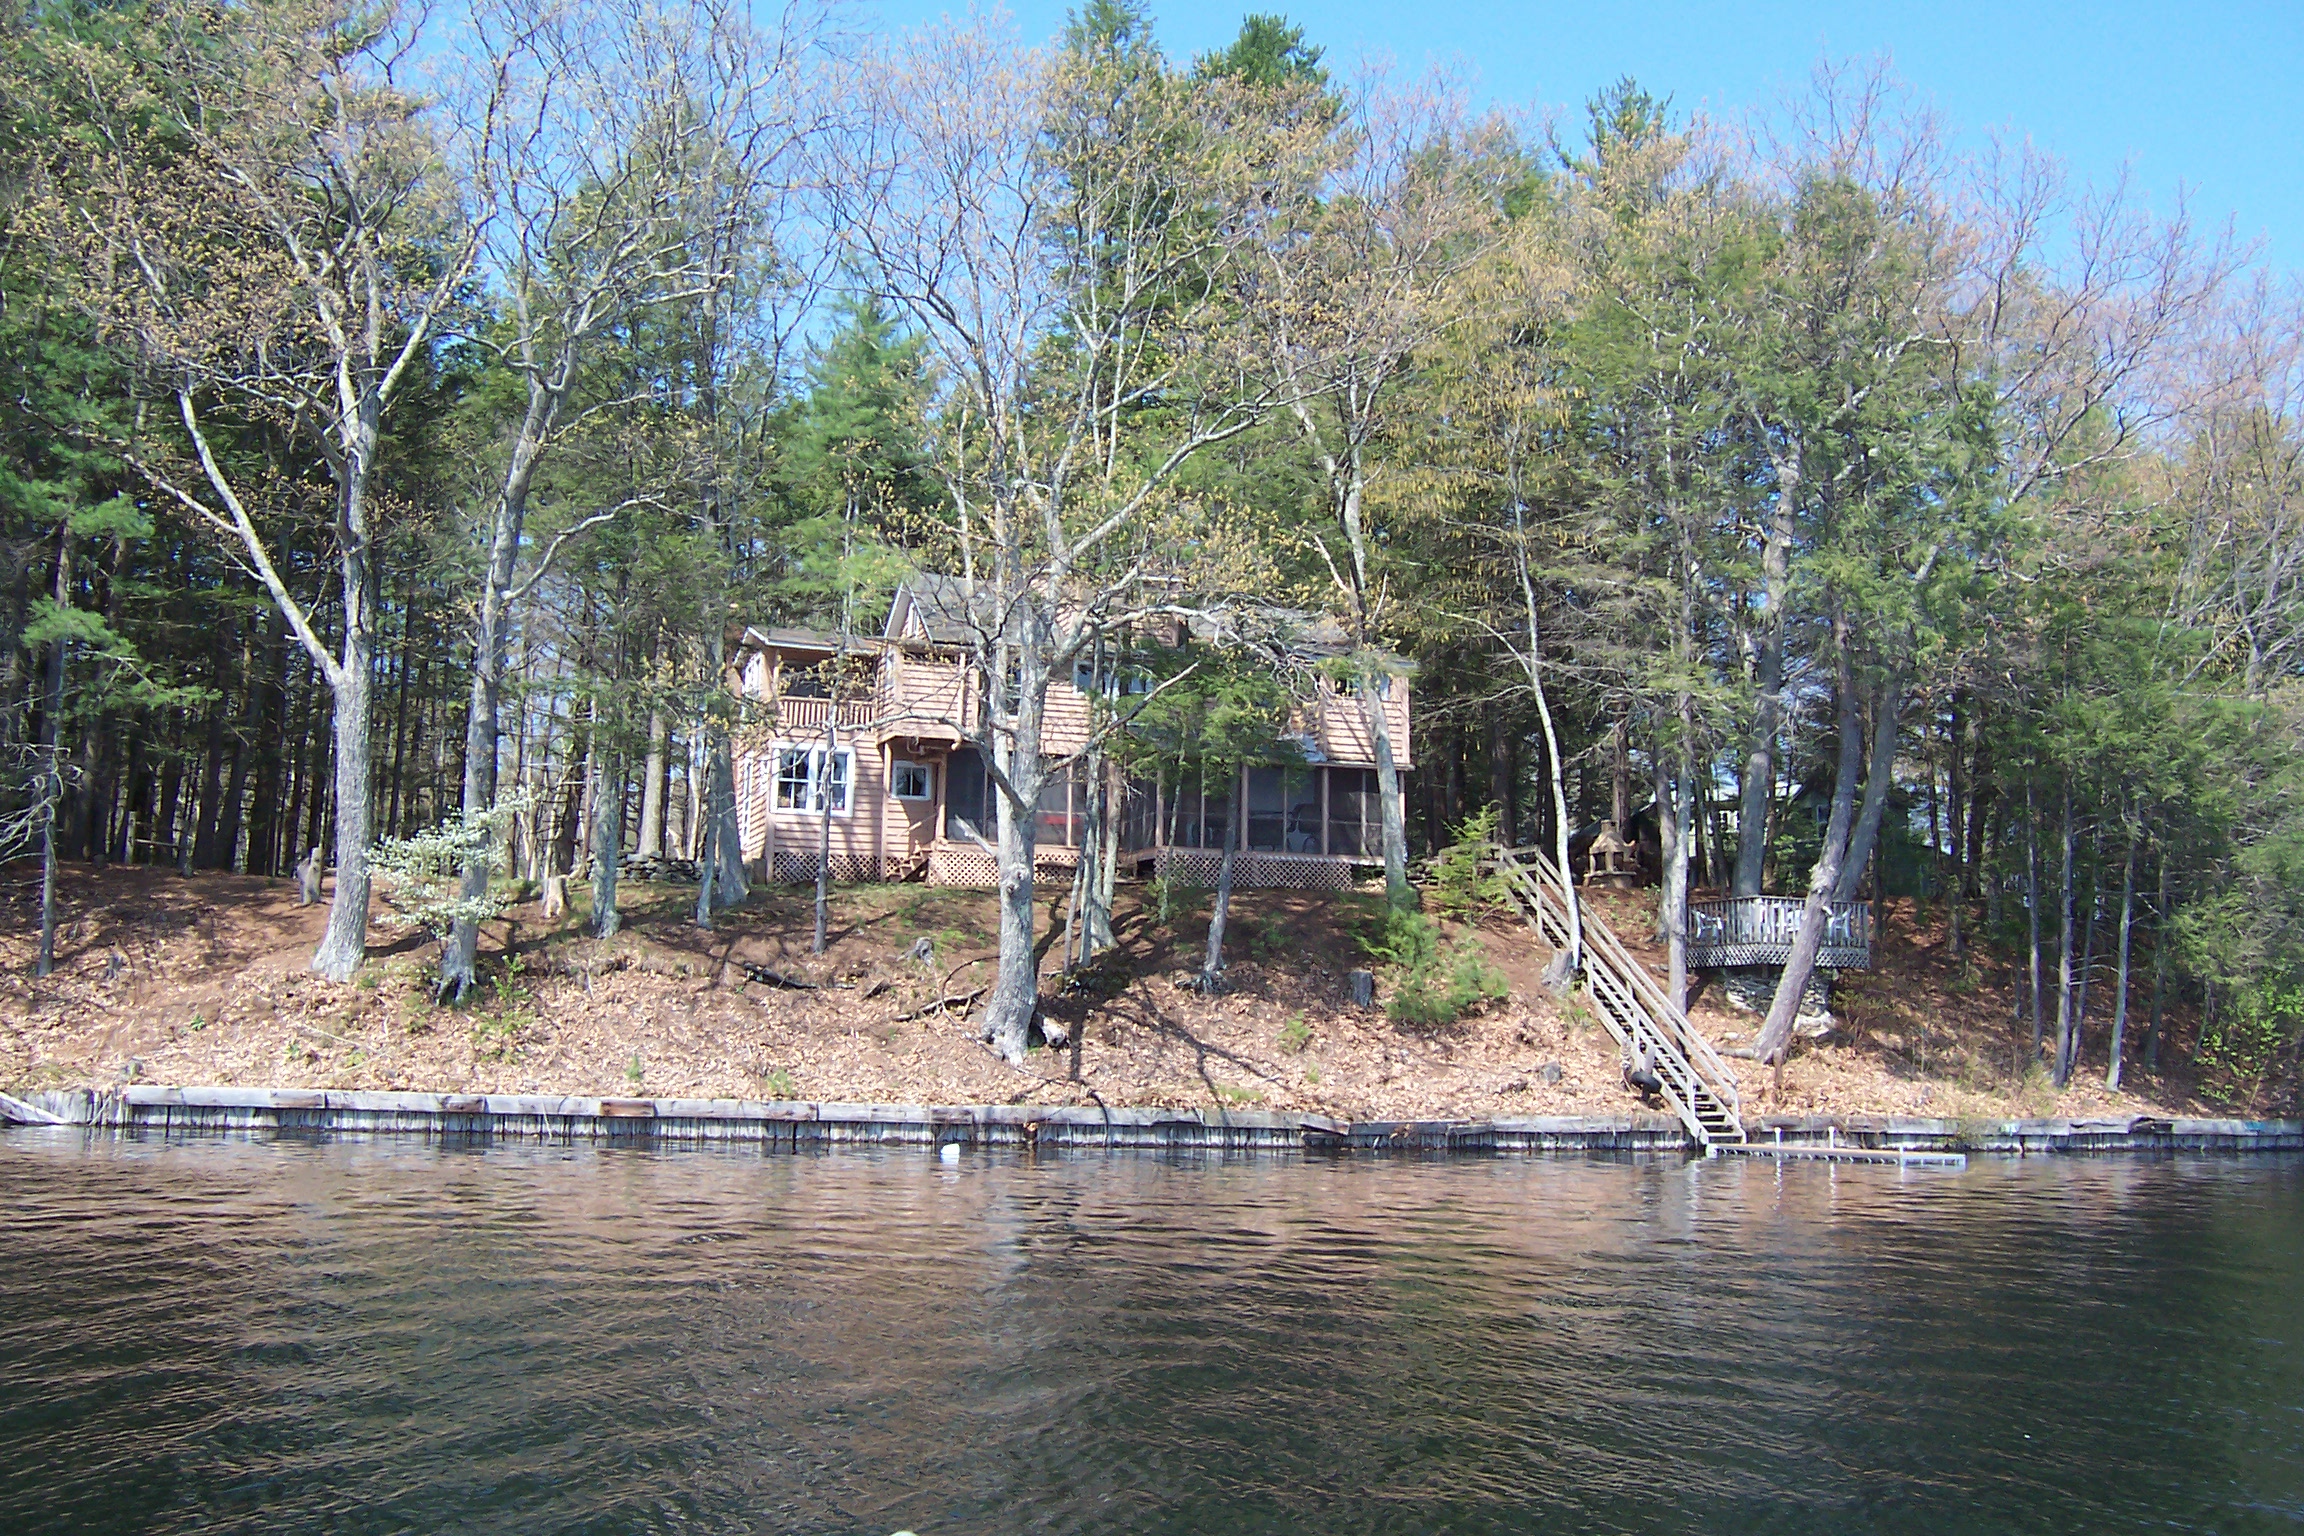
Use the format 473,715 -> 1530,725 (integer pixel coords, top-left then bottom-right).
1072,659 -> 1153,697
891,758 -> 934,802
773,743 -> 854,816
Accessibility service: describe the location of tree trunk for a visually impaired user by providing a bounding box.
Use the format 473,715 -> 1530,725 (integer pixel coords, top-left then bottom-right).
1093,758 -> 1120,953
592,748 -> 623,939
35,527 -> 69,978
2145,855 -> 2171,1071
1963,725 -> 1993,899
983,745 -> 1046,1063
1655,727 -> 1692,1009
1363,670 -> 1409,906
2025,786 -> 2044,1060
1510,505 -> 1580,988
2052,784 -> 2076,1088
639,705 -> 668,860
978,614 -> 1053,1064
691,718 -> 748,927
308,574 -> 376,982
1752,624 -> 1863,1065
1832,672 -> 1903,903
1198,829 -> 1239,992
813,716 -> 836,955
1609,714 -> 1631,833
2107,822 -> 2138,1091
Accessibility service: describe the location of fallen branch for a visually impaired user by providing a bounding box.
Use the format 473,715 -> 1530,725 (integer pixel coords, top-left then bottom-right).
895,984 -> 987,1021
743,964 -> 820,990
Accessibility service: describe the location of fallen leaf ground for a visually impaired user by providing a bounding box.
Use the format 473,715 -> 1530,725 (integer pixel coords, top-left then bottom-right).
0,862 -> 2242,1122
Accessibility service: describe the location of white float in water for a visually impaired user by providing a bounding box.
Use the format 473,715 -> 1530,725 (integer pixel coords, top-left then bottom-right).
939,1143 -> 960,1164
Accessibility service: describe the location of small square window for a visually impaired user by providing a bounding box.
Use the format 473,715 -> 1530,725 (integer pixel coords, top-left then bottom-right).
892,759 -> 934,801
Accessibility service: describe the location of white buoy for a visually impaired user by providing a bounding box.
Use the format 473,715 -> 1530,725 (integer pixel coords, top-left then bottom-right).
939,1142 -> 960,1164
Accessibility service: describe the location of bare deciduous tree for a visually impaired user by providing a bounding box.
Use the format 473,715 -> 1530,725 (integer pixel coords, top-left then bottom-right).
437,0 -> 838,997
35,0 -> 494,979
831,19 -> 1327,1063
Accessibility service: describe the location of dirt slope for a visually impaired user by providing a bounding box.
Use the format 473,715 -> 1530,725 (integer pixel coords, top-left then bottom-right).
0,862 -> 2230,1122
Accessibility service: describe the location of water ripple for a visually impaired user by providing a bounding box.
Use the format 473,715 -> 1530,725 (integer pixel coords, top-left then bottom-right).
0,1136 -> 2298,1535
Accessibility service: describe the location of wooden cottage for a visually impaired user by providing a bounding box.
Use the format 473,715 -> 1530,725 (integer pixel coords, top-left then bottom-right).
731,579 -> 1413,890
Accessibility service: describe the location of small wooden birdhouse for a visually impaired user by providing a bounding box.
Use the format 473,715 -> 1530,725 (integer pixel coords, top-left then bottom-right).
1586,820 -> 1635,886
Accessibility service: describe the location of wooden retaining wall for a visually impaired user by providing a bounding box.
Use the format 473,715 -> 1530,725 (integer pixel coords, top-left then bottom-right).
4,1087 -> 2300,1156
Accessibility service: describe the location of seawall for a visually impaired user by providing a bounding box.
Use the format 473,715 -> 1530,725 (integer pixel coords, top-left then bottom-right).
4,1085 -> 2300,1156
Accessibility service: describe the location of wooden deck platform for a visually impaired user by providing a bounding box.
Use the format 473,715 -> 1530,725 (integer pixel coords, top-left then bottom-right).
1685,894 -> 1872,969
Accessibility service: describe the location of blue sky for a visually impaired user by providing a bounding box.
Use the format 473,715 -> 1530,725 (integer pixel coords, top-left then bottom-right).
864,1 -> 2303,272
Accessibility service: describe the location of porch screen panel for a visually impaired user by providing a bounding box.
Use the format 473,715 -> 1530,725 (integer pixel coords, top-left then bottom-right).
945,748 -> 996,842
1196,768 -> 1233,851
1326,768 -> 1376,856
1035,766 -> 1081,848
1246,766 -> 1318,852
1124,777 -> 1160,849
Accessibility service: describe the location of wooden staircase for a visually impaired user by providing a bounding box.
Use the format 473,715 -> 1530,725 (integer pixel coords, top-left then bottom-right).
1489,845 -> 1745,1149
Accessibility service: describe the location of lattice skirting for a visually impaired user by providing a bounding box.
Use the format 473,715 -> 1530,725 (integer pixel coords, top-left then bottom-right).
1142,849 -> 1367,891
769,849 -> 885,884
1686,943 -> 1871,969
926,845 -> 1083,888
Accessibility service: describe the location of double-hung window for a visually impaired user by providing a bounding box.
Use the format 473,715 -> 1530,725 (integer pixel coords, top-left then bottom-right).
774,744 -> 852,814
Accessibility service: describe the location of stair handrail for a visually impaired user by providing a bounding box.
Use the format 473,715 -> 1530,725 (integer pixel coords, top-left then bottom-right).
1498,844 -> 1741,1111
1489,844 -> 1743,1141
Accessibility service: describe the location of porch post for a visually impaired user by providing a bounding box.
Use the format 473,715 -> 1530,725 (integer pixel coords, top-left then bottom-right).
1319,766 -> 1331,856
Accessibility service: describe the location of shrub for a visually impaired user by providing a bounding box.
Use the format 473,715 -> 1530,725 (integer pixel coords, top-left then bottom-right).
370,790 -> 535,944
1363,908 -> 1509,1027
1278,1013 -> 1312,1053
2198,980 -> 2304,1103
1147,869 -> 1205,925
1430,806 -> 1510,919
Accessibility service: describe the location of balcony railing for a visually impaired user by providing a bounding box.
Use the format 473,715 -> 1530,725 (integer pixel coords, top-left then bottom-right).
770,695 -> 880,735
1684,895 -> 1872,970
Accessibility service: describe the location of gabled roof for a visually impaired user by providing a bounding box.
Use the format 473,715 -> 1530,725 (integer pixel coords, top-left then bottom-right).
739,624 -> 844,655
879,575 -> 1411,672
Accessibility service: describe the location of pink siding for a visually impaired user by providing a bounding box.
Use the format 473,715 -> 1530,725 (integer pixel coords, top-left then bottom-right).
1307,678 -> 1414,769
731,634 -> 1411,883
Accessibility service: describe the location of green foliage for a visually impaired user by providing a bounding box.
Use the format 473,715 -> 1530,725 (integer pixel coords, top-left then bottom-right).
1194,13 -> 1327,89
1278,1012 -> 1312,1052
371,792 -> 535,941
2197,982 -> 2304,1102
1146,869 -> 1204,925
763,1067 -> 796,1099
1362,908 -> 1509,1026
1431,806 -> 1510,918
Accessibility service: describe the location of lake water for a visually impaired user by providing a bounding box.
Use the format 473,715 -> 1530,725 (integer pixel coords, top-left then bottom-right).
2,1135 -> 2300,1535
